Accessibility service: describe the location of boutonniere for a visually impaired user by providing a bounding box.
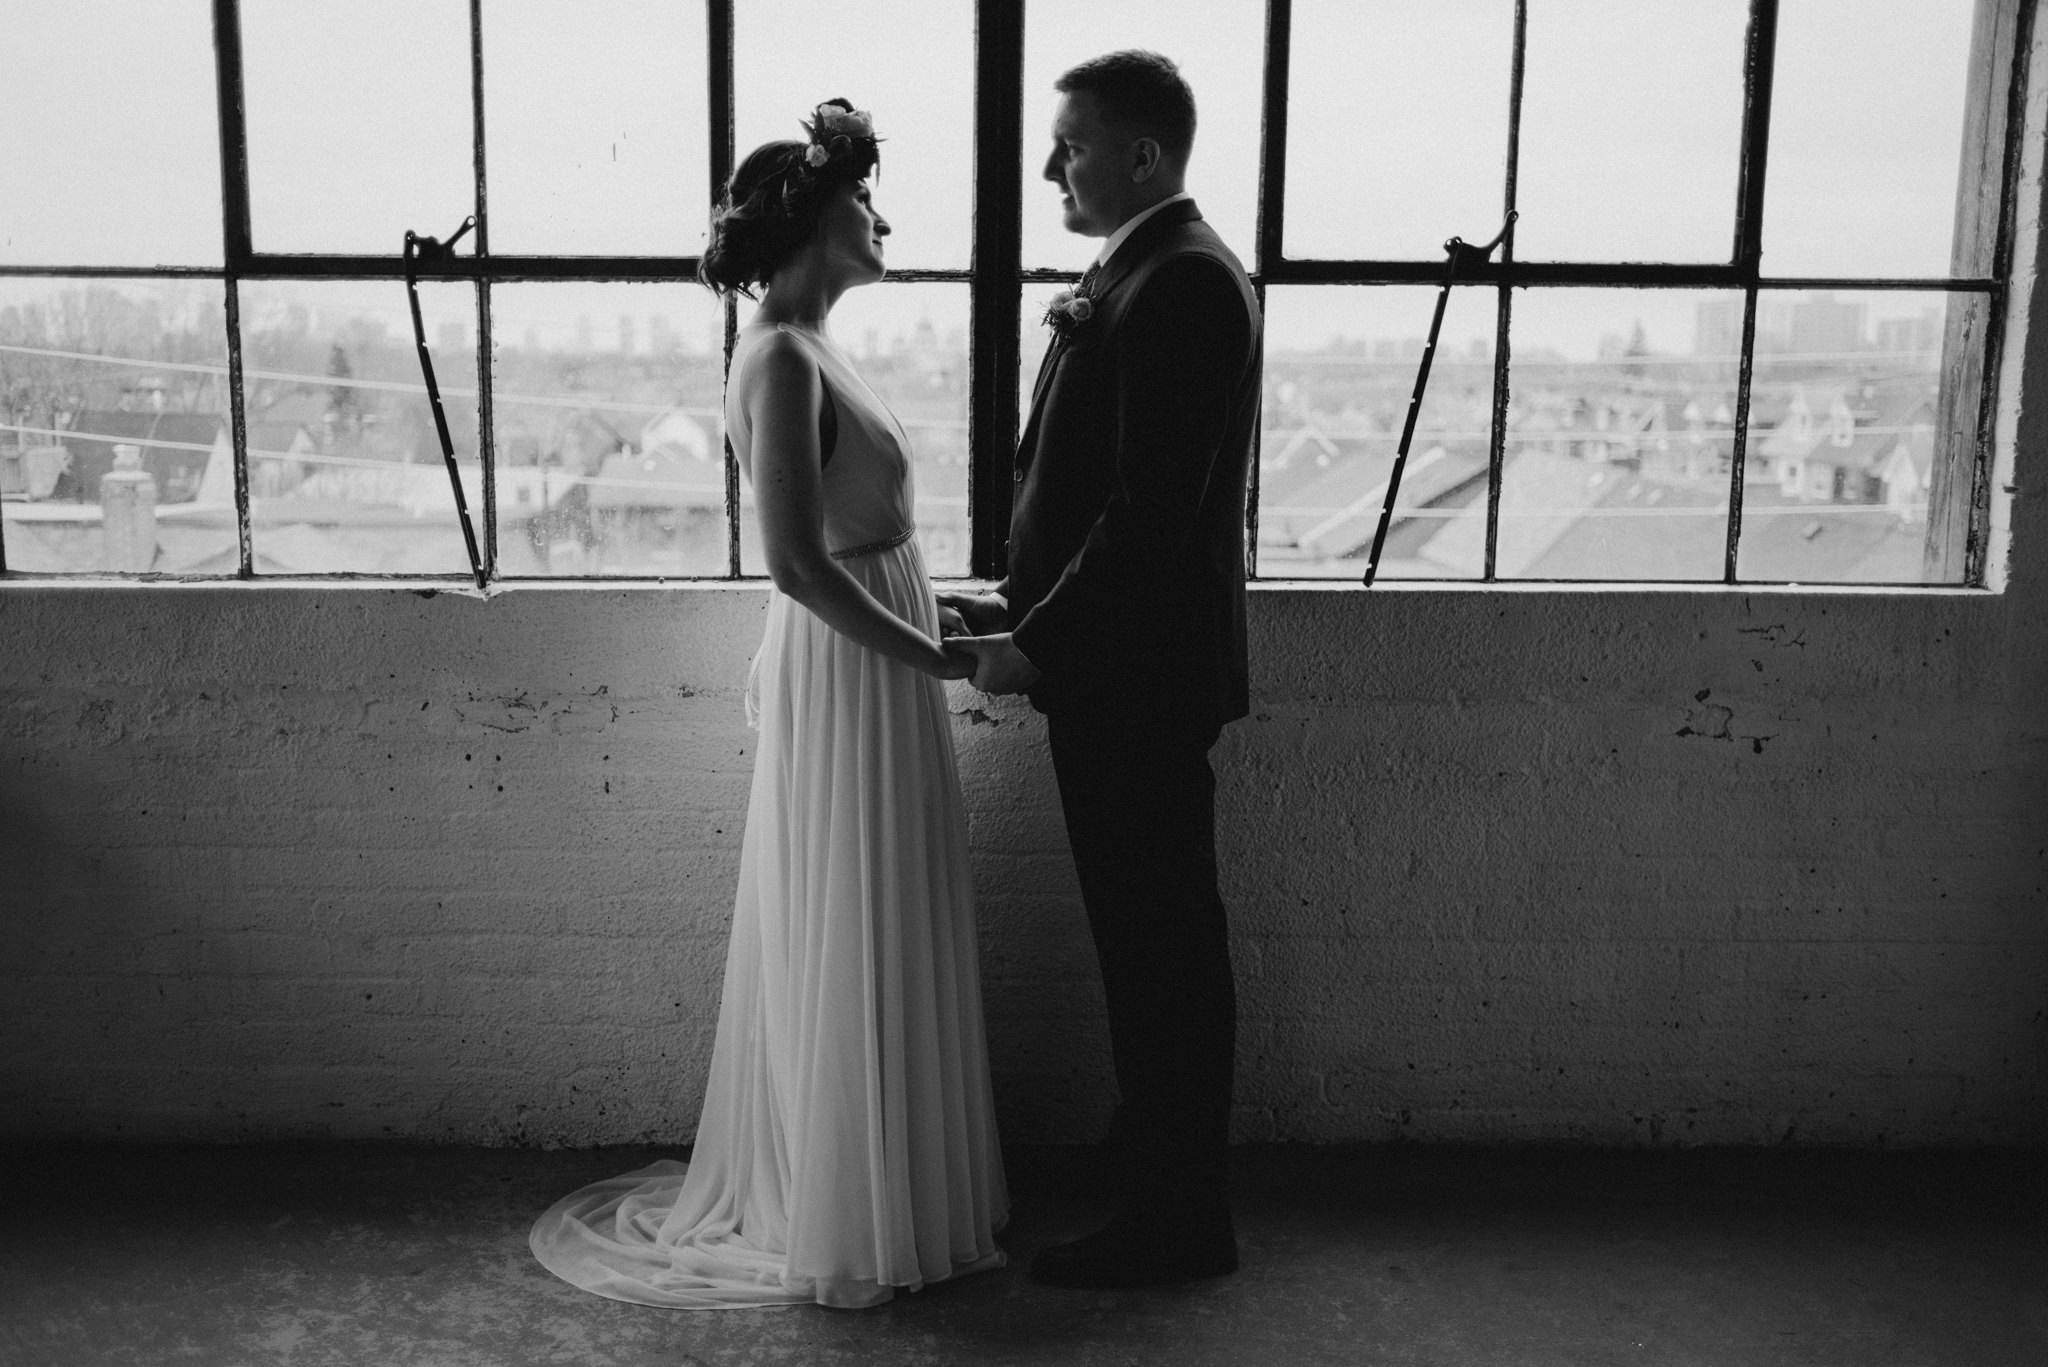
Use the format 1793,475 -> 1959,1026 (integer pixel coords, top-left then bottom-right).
1042,287 -> 1096,343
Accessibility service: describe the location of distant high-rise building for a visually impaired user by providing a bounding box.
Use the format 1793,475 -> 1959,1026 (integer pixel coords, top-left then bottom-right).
1694,297 -> 1742,359
1791,293 -> 1866,358
1875,308 -> 1941,361
1754,296 -> 1794,355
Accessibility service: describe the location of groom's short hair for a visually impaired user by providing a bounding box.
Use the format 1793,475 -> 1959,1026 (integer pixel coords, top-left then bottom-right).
1056,50 -> 1197,163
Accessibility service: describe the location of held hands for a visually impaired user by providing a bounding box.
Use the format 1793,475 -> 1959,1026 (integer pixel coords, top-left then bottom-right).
924,603 -> 977,681
934,591 -> 1008,637
927,647 -> 977,681
930,591 -> 1037,692
946,633 -> 1042,696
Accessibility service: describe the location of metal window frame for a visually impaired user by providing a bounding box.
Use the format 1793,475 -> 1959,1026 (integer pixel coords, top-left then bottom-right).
1247,0 -> 2026,588
0,0 -> 2027,589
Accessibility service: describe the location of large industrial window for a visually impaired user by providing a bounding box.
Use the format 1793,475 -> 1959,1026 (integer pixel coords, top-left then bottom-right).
0,0 -> 2028,586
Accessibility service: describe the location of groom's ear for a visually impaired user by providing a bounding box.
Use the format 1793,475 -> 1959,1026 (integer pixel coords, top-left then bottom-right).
1129,136 -> 1163,184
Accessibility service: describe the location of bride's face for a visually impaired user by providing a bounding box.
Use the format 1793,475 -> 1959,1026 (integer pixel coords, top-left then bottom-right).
817,180 -> 890,286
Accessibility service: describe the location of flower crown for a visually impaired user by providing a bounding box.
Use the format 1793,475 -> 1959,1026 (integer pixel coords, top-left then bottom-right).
800,99 -> 881,176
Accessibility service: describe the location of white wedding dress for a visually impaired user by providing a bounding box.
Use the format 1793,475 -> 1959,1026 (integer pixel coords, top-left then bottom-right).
530,322 -> 1008,1309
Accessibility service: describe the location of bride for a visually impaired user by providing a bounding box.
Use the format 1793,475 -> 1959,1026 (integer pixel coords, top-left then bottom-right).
530,99 -> 1008,1310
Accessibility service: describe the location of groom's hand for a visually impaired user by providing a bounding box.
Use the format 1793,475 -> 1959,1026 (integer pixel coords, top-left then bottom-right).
956,634 -> 1042,695
935,590 -> 1008,637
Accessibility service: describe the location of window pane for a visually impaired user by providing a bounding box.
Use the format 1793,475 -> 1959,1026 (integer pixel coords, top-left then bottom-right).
242,1 -> 473,254
490,284 -> 727,576
733,285 -> 968,579
485,1 -> 710,256
238,281 -> 482,575
735,0 -> 972,271
829,285 -> 969,576
1,279 -> 235,573
1764,0 -> 1976,277
1257,285 -> 1498,580
1022,1 -> 1264,269
1020,281 -> 1073,430
2,2 -> 221,267
1284,0 -> 1513,261
1516,1 -> 1748,263
1737,290 -> 1965,584
1494,289 -> 1741,581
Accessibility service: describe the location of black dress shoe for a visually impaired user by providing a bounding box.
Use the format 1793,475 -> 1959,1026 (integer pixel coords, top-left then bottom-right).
1028,1211 -> 1238,1289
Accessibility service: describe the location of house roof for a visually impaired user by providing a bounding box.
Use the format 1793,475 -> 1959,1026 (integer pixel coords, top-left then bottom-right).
1798,386 -> 1937,476
1733,485 -> 1930,581
1263,442 -> 1489,558
55,411 -> 225,503
1502,455 -> 1730,581
63,409 -> 222,455
585,446 -> 727,512
1445,459 -> 1933,583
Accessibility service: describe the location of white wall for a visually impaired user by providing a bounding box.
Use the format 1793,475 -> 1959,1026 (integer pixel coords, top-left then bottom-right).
2,570 -> 2042,1148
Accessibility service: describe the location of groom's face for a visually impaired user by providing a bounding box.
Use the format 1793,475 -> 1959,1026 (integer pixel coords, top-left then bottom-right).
1044,91 -> 1133,238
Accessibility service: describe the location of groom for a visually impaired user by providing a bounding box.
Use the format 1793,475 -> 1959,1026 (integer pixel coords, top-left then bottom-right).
945,50 -> 1260,1289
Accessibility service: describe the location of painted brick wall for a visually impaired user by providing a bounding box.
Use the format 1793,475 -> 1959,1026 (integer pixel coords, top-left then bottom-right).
2,576 -> 2043,1148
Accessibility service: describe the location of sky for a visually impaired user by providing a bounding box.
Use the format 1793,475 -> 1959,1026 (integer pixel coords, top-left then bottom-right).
0,0 -> 1980,357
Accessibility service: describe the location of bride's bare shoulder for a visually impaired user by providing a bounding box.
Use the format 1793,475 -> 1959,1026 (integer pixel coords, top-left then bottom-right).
731,328 -> 823,411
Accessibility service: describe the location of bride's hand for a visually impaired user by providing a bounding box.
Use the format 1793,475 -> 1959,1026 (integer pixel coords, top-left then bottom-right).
948,634 -> 1040,695
934,591 -> 1006,636
930,637 -> 978,681
936,604 -> 968,639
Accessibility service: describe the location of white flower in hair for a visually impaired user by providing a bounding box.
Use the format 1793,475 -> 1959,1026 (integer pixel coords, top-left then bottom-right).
820,106 -> 875,138
805,144 -> 830,167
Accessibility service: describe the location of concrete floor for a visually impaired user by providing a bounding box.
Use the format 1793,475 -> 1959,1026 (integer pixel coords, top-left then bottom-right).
0,1143 -> 2042,1367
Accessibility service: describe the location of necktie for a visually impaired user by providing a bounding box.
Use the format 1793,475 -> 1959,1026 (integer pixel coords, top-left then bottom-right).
1077,261 -> 1100,298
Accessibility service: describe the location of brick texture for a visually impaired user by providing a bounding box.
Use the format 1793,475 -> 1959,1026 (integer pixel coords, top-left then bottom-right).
3,577 -> 2043,1148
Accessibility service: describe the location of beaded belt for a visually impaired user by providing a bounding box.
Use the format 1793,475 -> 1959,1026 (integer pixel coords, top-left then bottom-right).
828,526 -> 915,560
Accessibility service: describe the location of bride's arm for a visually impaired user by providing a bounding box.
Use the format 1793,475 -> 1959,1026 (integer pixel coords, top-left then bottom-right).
746,336 -> 966,679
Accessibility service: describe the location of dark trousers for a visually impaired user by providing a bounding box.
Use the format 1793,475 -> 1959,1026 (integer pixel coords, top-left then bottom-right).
1047,709 -> 1237,1219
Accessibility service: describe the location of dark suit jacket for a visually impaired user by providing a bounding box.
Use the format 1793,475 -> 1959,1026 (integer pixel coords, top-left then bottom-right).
1005,199 -> 1261,730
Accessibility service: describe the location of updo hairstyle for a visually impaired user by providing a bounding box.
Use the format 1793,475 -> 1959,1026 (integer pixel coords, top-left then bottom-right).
698,98 -> 880,298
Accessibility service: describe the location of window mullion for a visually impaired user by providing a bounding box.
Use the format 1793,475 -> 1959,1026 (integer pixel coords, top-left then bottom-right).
1946,0 -> 2029,585
1724,0 -> 1780,583
469,0 -> 497,580
1732,0 -> 1780,273
708,0 -> 738,578
1248,0 -> 1294,580
213,0 -> 254,576
1255,0 -> 1291,278
968,0 -> 1025,581
212,0 -> 254,266
1724,287 -> 1760,583
1483,0 -> 1528,583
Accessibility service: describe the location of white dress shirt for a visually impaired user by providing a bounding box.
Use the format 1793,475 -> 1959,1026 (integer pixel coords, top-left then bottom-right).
1094,191 -> 1193,268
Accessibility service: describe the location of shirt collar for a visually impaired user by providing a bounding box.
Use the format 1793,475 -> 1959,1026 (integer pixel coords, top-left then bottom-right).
1094,191 -> 1193,268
